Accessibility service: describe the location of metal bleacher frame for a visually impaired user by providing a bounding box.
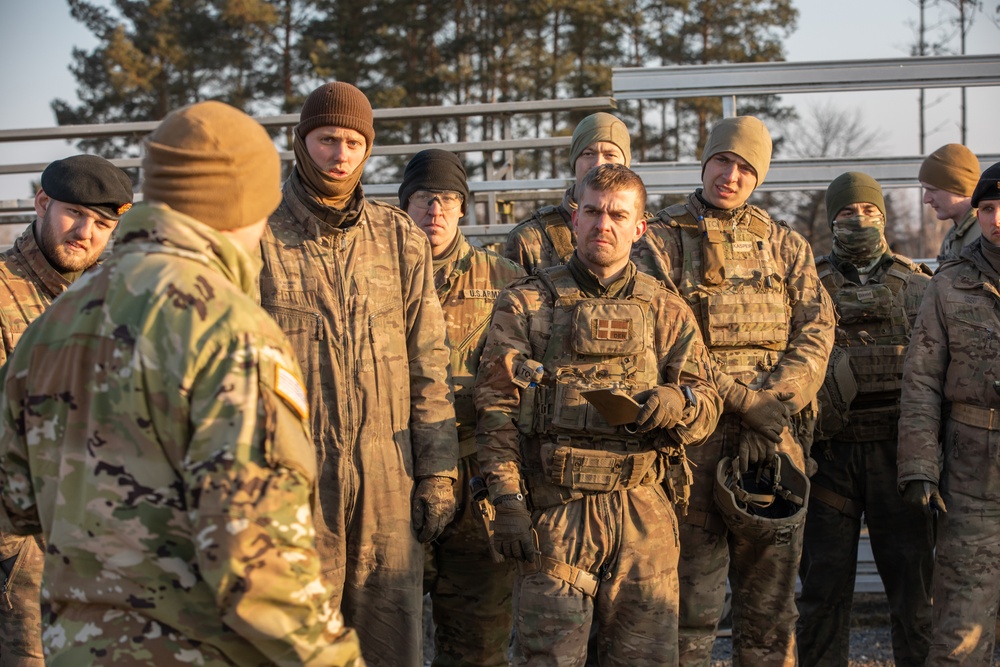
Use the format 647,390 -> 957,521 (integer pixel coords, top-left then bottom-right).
2,54 -> 999,246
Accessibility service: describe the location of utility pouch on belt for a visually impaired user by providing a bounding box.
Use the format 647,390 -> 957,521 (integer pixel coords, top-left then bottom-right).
542,443 -> 659,492
663,449 -> 693,514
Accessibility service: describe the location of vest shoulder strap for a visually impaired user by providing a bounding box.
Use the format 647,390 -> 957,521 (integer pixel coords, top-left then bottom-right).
536,206 -> 575,263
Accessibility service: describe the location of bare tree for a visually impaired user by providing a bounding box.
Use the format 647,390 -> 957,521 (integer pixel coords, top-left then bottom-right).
766,103 -> 884,254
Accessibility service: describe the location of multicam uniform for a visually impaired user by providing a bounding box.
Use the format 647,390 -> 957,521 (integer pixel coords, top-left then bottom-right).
475,257 -> 721,666
259,174 -> 458,667
797,251 -> 934,667
938,207 -> 981,264
633,192 -> 834,667
0,223 -> 68,666
504,188 -> 576,274
0,203 -> 362,666
898,239 -> 1000,666
426,232 -> 523,666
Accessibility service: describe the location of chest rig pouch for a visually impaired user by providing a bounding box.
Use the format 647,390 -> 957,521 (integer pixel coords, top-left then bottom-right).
668,202 -> 790,352
820,257 -> 916,399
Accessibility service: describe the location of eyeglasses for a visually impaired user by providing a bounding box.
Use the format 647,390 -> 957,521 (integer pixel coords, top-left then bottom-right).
410,191 -> 464,211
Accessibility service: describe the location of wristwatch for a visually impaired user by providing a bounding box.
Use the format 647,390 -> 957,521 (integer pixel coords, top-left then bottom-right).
492,492 -> 525,506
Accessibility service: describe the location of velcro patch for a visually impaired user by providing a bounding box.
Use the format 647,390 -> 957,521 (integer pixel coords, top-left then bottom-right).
275,364 -> 309,420
856,288 -> 875,302
593,318 -> 631,341
731,241 -> 754,254
462,289 -> 501,300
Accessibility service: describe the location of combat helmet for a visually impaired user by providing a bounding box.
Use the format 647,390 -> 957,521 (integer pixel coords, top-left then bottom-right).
714,452 -> 810,545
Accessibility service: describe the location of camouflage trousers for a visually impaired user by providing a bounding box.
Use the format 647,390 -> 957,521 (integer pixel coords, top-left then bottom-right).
797,435 -> 933,667
0,535 -> 44,667
513,484 -> 680,666
927,422 -> 1000,666
677,416 -> 803,667
424,454 -> 516,667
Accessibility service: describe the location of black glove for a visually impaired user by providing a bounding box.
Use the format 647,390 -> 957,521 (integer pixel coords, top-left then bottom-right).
738,388 -> 793,443
633,386 -> 687,433
411,476 -> 456,543
737,429 -> 776,473
492,497 -> 536,561
901,480 -> 948,515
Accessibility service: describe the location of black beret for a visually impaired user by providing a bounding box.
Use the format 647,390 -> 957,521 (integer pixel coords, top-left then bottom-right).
398,149 -> 470,215
40,155 -> 134,220
972,161 -> 1000,208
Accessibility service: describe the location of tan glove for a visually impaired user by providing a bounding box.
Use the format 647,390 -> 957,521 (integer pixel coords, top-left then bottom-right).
411,476 -> 456,543
901,480 -> 948,515
492,496 -> 537,561
732,386 -> 793,443
737,429 -> 776,473
633,385 -> 687,433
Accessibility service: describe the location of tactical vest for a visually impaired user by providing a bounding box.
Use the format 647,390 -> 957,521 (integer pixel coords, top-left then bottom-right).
665,201 -> 788,389
535,205 -> 576,266
516,266 -> 668,507
816,255 -> 923,441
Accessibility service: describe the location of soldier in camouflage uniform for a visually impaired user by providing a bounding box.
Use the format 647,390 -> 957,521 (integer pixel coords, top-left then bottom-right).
504,112 -> 631,274
919,143 -> 982,263
898,160 -> 1000,667
0,101 -> 363,665
259,82 -> 458,667
0,154 -> 132,667
796,172 -> 934,667
399,149 -> 524,666
632,116 -> 835,667
476,163 -> 722,666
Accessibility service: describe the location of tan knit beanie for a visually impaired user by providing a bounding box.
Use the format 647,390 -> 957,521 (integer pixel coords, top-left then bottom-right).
142,101 -> 281,230
919,144 -> 980,196
570,112 -> 632,170
701,116 -> 772,186
296,81 -> 375,149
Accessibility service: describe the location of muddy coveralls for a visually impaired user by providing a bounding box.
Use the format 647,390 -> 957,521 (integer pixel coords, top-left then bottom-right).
475,259 -> 721,666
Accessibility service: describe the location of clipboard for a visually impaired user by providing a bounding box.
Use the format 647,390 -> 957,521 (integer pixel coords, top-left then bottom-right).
581,388 -> 641,426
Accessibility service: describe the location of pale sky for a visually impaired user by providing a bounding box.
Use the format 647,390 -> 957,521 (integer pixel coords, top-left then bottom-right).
0,0 -> 997,201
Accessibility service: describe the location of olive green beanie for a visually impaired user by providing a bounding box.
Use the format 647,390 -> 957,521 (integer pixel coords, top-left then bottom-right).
919,143 -> 980,196
142,101 -> 281,230
569,112 -> 632,170
701,116 -> 772,186
825,172 -> 886,225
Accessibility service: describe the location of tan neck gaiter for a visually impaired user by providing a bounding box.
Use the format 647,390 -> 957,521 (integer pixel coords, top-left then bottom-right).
292,131 -> 367,210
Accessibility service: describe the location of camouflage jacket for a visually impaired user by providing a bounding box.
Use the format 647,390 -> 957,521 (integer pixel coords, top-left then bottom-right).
0,203 -> 362,666
503,187 -> 576,274
0,222 -> 70,561
259,176 -> 458,574
633,192 -> 835,418
435,232 -> 524,457
937,207 -> 980,265
898,239 -> 1000,491
474,258 -> 721,499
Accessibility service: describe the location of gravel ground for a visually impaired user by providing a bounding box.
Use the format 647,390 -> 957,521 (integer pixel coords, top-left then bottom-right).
425,593 -> 1000,665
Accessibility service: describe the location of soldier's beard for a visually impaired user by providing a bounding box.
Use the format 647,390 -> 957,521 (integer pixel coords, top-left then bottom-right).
832,215 -> 887,265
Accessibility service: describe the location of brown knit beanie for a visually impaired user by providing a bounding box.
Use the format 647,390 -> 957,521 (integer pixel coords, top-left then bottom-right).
142,101 -> 281,230
919,143 -> 980,196
825,172 -> 886,226
296,81 -> 375,149
701,116 -> 772,186
570,112 -> 632,170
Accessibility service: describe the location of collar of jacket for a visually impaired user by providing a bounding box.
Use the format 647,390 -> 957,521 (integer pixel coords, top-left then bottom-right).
113,202 -> 260,298
12,220 -> 73,297
287,169 -> 366,234
828,249 -> 894,284
433,231 -> 474,297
